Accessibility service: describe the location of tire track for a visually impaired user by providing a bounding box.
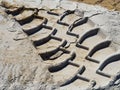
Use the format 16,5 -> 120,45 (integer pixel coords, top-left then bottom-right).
4,6 -> 120,89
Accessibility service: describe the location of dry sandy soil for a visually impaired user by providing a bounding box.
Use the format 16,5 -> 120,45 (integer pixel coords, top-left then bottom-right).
72,0 -> 120,10
0,0 -> 120,90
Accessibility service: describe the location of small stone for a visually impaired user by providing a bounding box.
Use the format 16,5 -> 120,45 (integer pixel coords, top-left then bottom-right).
75,9 -> 84,17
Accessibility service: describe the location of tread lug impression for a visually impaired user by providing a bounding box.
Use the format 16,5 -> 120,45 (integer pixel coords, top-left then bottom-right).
4,6 -> 120,89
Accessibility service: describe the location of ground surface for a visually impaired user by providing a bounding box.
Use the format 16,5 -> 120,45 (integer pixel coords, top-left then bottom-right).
0,0 -> 120,90
72,0 -> 120,11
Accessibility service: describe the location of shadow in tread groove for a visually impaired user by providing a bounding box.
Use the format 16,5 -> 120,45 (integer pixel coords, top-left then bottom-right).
5,6 -> 24,16
33,29 -> 58,46
67,17 -> 89,37
86,40 -> 112,63
40,41 -> 68,60
76,28 -> 100,50
21,15 -> 48,35
48,51 -> 76,72
60,66 -> 93,87
57,10 -> 80,26
96,53 -> 120,78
